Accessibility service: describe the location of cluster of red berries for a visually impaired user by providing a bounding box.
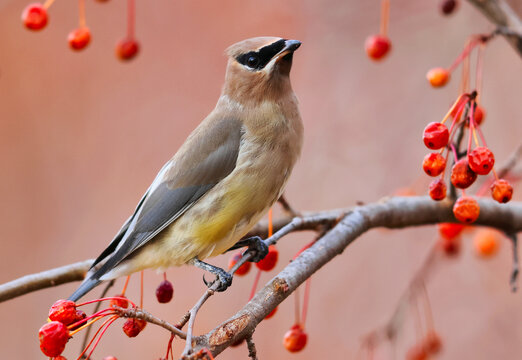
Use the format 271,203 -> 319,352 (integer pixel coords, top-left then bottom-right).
38,296 -> 146,358
422,93 -> 513,224
21,1 -> 139,60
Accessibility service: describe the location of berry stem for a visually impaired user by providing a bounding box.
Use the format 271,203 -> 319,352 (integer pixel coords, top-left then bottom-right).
440,93 -> 468,125
68,308 -> 115,331
121,274 -> 131,295
75,315 -> 118,360
77,296 -> 136,308
127,0 -> 135,39
419,282 -> 435,331
450,143 -> 459,163
449,37 -> 479,73
380,0 -> 390,37
248,269 -> 262,300
294,287 -> 301,325
165,334 -> 175,360
78,0 -> 86,27
492,168 -> 499,181
268,208 -> 273,237
69,312 -> 113,336
42,0 -> 56,9
475,44 -> 485,103
85,315 -> 119,360
163,272 -> 167,281
301,278 -> 311,327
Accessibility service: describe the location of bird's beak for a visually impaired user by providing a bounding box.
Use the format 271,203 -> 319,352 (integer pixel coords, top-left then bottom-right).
275,39 -> 302,62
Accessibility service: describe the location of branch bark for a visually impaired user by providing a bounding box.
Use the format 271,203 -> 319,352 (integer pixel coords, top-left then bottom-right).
466,0 -> 522,56
192,197 -> 522,357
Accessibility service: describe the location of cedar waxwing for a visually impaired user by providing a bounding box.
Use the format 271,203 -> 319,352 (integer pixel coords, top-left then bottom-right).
69,37 -> 303,302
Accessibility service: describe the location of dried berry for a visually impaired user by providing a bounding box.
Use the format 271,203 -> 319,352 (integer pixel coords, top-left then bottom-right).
365,35 -> 391,61
68,27 -> 91,51
426,67 -> 450,88
423,122 -> 449,150
228,252 -> 251,276
156,280 -> 174,303
116,38 -> 139,61
122,318 -> 147,337
49,299 -> 77,325
423,153 -> 446,176
39,321 -> 69,357
256,245 -> 278,271
450,159 -> 477,189
474,228 -> 500,257
110,294 -> 129,308
468,146 -> 495,175
283,324 -> 307,353
22,3 -> 48,30
453,196 -> 480,223
491,179 -> 513,203
429,179 -> 446,201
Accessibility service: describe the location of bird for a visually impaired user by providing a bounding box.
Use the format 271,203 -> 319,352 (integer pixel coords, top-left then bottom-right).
69,36 -> 303,302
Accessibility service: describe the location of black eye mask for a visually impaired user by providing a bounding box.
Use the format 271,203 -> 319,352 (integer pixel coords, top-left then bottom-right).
236,39 -> 286,70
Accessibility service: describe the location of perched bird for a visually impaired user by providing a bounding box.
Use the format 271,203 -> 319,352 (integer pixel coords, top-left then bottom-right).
69,37 -> 303,302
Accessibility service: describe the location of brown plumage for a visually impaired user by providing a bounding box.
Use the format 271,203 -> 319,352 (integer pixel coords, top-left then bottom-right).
69,37 -> 303,302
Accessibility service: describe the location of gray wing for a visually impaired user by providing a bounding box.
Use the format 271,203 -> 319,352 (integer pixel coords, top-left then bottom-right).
69,117 -> 242,301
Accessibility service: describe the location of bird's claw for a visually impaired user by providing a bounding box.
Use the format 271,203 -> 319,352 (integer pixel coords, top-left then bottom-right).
202,269 -> 233,292
244,236 -> 269,263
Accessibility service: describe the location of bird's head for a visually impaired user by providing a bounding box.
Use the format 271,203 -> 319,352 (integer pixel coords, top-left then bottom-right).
222,37 -> 301,104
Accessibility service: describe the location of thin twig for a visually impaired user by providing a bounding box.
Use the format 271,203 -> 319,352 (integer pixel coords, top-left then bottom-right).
507,232 -> 519,292
113,306 -> 187,339
246,335 -> 258,360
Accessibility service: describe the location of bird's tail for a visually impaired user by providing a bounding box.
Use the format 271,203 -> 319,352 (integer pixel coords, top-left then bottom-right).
68,277 -> 101,302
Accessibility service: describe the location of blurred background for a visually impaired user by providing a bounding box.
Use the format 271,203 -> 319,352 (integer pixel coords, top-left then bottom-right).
1,0 -> 522,358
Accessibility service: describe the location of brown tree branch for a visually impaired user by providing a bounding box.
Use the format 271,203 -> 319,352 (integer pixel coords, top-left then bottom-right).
191,197 -> 522,357
466,0 -> 522,56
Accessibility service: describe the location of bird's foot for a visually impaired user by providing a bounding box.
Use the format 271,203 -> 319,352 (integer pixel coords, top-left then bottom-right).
193,258 -> 233,292
227,236 -> 269,263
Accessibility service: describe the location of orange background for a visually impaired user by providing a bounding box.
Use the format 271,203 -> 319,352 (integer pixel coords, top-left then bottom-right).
1,0 -> 521,359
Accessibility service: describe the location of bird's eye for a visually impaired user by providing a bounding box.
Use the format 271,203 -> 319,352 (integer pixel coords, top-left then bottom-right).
246,55 -> 259,68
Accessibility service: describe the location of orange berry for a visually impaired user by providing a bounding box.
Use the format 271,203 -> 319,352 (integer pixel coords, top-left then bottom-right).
474,228 -> 500,257
228,252 -> 251,276
491,179 -> 513,203
453,196 -> 480,223
423,153 -> 446,176
68,27 -> 91,51
450,159 -> 477,189
426,67 -> 450,88
365,35 -> 391,60
429,179 -> 446,201
283,324 -> 307,352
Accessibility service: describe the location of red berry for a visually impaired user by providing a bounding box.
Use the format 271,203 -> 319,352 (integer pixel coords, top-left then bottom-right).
116,38 -> 140,61
283,324 -> 307,353
256,245 -> 278,271
473,105 -> 486,125
426,67 -> 450,88
474,228 -> 500,257
440,0 -> 458,15
422,153 -> 446,176
38,321 -> 69,357
49,299 -> 77,325
438,222 -> 465,240
423,122 -> 449,150
450,159 -> 477,189
365,35 -> 391,61
424,331 -> 442,354
453,196 -> 480,223
265,306 -> 278,319
110,294 -> 129,308
429,179 -> 446,201
156,280 -> 174,303
22,3 -> 48,31
406,343 -> 428,360
491,179 -> 513,203
228,252 -> 251,276
55,356 -> 68,360
468,146 -> 495,175
122,318 -> 147,337
68,27 -> 91,51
